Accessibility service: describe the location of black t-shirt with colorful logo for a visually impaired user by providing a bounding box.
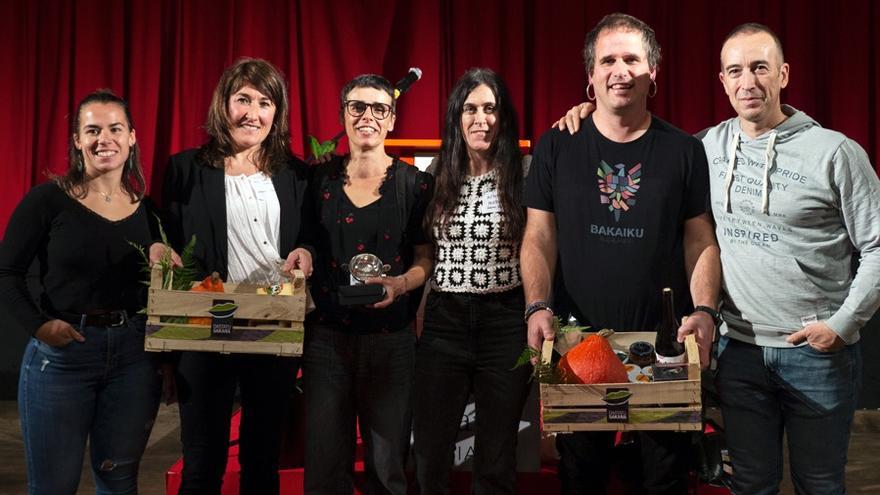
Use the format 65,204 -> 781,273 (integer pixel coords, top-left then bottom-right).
525,115 -> 709,331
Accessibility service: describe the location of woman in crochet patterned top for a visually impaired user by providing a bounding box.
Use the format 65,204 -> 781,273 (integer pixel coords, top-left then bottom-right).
413,68 -> 533,495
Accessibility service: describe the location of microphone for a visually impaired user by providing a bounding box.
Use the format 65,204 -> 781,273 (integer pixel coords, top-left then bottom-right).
393,67 -> 422,99
308,68 -> 423,161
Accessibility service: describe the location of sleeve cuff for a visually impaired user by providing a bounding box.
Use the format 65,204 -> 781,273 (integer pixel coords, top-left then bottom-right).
825,310 -> 861,344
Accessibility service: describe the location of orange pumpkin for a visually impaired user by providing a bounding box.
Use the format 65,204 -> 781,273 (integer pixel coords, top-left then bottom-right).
189,272 -> 225,325
558,331 -> 628,384
192,272 -> 224,293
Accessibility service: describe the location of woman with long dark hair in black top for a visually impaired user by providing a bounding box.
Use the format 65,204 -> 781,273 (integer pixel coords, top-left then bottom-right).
0,90 -> 164,494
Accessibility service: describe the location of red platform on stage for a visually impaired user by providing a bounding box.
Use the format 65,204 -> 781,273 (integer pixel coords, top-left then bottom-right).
164,409 -> 730,495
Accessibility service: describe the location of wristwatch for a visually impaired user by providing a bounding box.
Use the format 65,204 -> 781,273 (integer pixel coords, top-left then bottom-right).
693,305 -> 722,326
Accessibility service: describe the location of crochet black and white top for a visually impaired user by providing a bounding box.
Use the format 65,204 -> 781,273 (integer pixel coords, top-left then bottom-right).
431,168 -> 521,293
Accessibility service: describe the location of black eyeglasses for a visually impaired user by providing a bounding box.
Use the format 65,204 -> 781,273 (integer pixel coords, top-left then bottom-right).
344,100 -> 393,120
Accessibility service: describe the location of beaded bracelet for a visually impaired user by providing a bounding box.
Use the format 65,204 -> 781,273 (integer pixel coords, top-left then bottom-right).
524,300 -> 554,323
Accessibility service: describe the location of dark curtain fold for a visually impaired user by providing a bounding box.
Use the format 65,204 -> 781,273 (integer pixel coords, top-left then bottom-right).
2,0 -> 878,232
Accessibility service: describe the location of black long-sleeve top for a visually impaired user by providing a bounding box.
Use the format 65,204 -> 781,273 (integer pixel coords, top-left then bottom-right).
0,182 -> 158,335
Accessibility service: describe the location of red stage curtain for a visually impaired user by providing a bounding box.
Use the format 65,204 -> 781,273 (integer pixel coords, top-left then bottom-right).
2,0 -> 879,232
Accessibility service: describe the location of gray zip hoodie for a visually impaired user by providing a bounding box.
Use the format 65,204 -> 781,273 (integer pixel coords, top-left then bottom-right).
701,105 -> 880,346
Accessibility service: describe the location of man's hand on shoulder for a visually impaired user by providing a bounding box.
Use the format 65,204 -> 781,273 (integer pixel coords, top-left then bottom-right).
552,102 -> 595,134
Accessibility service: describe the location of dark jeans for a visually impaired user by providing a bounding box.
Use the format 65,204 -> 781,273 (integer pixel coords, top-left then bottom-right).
715,337 -> 862,495
413,288 -> 532,495
556,430 -> 691,495
18,315 -> 161,495
303,323 -> 415,495
176,352 -> 298,495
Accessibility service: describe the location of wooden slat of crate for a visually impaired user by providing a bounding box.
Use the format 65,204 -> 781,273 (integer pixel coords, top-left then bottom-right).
541,379 -> 700,407
145,337 -> 303,356
543,406 -> 703,432
539,331 -> 702,432
144,321 -> 304,356
148,287 -> 305,321
145,265 -> 306,356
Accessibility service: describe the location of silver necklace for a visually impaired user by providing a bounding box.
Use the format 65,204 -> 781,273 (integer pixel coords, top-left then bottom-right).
92,188 -> 116,203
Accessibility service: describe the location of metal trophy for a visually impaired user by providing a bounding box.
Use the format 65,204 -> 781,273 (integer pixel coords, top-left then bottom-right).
338,253 -> 390,305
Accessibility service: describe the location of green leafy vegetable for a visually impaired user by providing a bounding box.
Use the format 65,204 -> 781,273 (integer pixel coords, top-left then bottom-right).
512,345 -> 561,384
129,214 -> 198,291
308,135 -> 337,160
511,316 -> 590,383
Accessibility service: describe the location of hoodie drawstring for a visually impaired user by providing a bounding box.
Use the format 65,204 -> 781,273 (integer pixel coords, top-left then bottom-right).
761,131 -> 777,215
723,130 -> 777,215
723,132 -> 740,213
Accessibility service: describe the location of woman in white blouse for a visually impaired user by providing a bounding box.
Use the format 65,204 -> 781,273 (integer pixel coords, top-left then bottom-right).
413,68 -> 532,495
152,58 -> 313,495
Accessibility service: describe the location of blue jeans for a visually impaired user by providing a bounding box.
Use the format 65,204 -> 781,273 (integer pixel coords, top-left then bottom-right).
412,288 -> 532,495
18,316 -> 162,495
302,323 -> 415,495
715,337 -> 862,495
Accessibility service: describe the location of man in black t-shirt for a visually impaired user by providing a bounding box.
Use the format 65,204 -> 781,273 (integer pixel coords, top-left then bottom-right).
521,13 -> 721,495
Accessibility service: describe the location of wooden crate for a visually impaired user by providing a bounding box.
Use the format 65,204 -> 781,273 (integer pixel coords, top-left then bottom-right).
540,331 -> 701,432
145,265 -> 306,356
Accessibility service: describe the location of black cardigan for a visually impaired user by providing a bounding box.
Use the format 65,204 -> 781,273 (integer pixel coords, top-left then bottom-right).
307,157 -> 433,333
159,148 -> 315,280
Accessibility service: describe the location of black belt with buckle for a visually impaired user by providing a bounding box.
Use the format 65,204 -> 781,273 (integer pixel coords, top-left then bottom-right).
57,310 -> 128,327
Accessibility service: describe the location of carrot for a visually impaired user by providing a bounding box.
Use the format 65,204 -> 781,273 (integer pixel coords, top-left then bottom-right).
189,272 -> 224,325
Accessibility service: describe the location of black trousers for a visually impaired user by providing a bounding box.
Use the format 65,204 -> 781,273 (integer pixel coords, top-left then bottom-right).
176,351 -> 298,495
412,288 -> 532,495
556,430 -> 691,495
302,324 -> 416,495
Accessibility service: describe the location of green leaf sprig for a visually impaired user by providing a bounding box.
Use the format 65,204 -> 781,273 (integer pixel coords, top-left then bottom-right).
512,315 -> 590,383
308,135 -> 337,160
129,214 -> 198,291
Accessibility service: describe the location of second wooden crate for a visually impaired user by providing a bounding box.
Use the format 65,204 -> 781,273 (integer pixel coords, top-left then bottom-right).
540,331 -> 701,432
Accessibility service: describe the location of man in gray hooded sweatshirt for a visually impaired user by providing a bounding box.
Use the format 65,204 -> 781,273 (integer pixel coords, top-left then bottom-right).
555,21 -> 880,495
702,23 -> 880,494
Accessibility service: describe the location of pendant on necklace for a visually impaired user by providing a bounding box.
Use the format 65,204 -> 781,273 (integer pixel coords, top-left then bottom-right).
90,185 -> 114,203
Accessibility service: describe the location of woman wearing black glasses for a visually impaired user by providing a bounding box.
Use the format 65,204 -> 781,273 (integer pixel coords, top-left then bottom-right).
302,74 -> 433,494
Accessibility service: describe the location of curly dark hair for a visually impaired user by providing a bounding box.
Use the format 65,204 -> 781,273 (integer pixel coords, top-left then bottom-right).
426,68 -> 523,241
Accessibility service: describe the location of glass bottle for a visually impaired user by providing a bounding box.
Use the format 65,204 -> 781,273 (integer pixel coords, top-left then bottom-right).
655,287 -> 686,364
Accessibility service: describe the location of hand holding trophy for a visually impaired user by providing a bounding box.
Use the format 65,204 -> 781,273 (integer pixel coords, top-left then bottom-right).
337,253 -> 391,305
